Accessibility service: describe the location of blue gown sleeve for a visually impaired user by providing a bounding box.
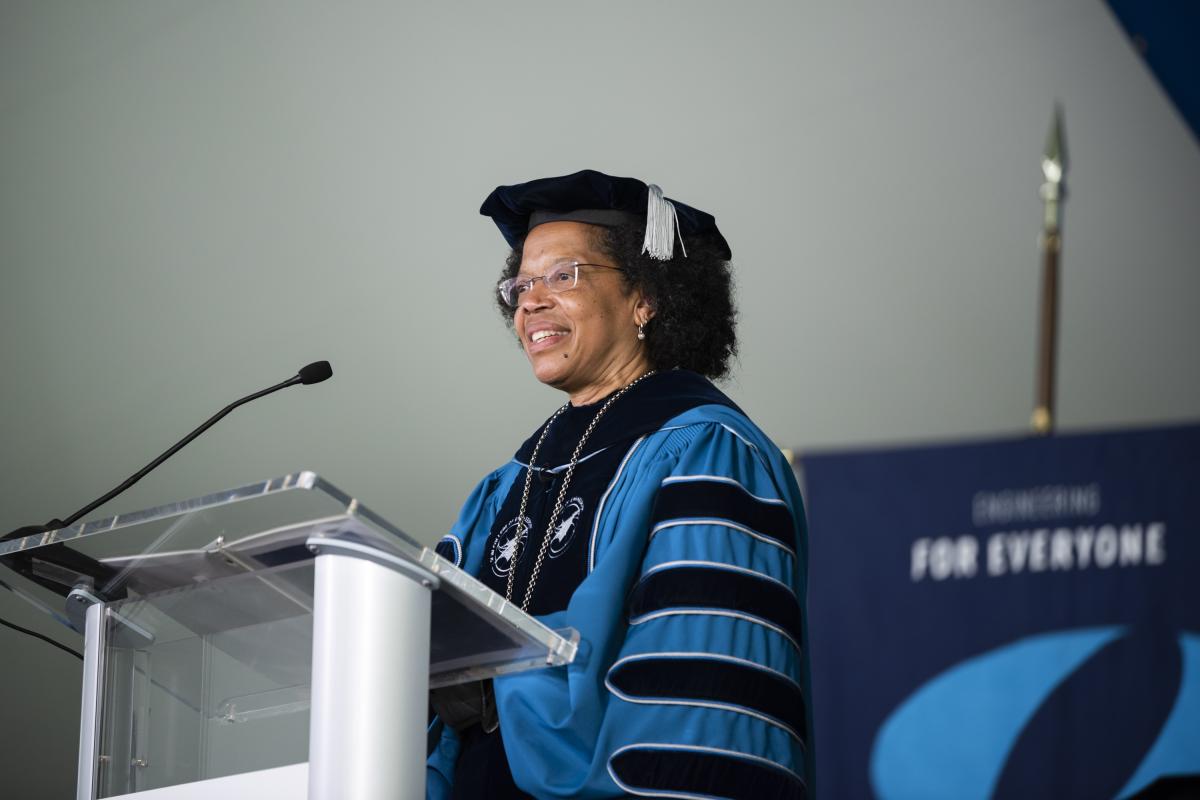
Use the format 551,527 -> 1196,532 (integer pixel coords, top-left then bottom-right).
426,464 -> 521,799
493,411 -> 813,799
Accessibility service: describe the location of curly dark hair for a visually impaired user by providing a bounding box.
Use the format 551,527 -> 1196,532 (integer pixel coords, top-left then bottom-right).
496,223 -> 738,380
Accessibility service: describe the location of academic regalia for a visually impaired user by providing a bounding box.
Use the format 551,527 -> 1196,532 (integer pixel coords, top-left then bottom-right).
426,370 -> 812,799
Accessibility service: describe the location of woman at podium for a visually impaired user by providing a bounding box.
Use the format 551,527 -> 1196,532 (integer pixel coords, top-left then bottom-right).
427,170 -> 812,799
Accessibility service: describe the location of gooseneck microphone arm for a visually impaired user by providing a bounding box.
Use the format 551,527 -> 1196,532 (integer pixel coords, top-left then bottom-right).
60,378 -> 289,528
9,360 -> 333,536
0,360 -> 331,608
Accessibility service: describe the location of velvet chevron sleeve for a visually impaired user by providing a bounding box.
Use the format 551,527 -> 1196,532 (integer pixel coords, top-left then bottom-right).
490,405 -> 813,799
432,463 -> 522,573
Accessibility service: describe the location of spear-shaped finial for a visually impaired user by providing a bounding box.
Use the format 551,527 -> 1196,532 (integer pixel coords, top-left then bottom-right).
1040,103 -> 1068,232
1032,103 -> 1068,435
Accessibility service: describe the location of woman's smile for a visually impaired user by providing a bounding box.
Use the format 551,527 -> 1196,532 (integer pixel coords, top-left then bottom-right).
514,221 -> 653,405
524,322 -> 570,353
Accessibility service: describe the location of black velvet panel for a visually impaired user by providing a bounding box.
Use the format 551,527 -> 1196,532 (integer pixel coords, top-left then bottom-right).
478,441 -> 627,616
628,565 -> 803,644
512,370 -> 739,468
610,746 -> 805,800
434,537 -> 461,567
609,656 -> 807,741
481,371 -> 740,617
651,480 -> 796,551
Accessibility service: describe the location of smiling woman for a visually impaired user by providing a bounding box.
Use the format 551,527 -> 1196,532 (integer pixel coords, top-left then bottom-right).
497,202 -> 738,389
426,170 -> 813,800
505,222 -> 652,404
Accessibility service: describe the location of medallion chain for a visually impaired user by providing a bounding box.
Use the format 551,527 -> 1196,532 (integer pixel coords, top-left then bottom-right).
504,371 -> 656,612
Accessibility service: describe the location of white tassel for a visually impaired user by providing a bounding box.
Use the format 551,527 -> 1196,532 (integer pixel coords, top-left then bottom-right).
641,184 -> 687,261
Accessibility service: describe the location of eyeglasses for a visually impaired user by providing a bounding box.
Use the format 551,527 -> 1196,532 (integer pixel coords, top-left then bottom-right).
498,261 -> 623,307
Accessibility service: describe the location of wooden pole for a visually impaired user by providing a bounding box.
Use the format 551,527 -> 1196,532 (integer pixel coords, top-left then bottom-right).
1032,230 -> 1059,434
1033,105 -> 1066,435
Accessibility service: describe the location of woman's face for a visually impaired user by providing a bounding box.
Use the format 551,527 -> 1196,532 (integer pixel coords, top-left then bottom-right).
514,221 -> 653,405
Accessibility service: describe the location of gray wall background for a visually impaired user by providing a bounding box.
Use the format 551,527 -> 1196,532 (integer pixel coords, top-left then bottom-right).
2,1 -> 1198,797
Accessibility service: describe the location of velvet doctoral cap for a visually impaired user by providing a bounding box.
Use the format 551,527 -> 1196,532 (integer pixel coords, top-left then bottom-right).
479,169 -> 732,261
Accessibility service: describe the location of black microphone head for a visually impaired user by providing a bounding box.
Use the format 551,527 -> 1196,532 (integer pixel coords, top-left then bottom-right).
298,361 -> 333,385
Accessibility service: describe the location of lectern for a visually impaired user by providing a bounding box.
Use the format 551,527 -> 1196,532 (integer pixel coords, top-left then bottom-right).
0,471 -> 578,799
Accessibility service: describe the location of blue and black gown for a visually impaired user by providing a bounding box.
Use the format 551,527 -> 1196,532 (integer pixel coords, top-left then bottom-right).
428,370 -> 813,799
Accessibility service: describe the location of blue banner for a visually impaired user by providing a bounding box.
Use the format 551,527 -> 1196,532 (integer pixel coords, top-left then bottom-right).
800,423 -> 1200,799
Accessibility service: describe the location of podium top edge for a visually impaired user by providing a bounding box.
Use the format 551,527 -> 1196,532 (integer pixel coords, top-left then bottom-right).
0,470 -> 351,558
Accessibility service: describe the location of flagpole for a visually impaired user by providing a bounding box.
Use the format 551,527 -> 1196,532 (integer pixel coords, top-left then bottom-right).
1033,105 -> 1067,435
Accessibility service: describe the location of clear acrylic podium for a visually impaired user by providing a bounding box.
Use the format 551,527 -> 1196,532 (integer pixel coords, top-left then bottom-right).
0,471 -> 578,799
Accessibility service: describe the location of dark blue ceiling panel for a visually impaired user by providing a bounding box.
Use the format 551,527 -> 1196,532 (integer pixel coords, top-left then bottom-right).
1107,1 -> 1200,145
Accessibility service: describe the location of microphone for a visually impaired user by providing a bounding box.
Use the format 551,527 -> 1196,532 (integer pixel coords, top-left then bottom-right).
298,360 -> 333,385
3,361 -> 333,541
